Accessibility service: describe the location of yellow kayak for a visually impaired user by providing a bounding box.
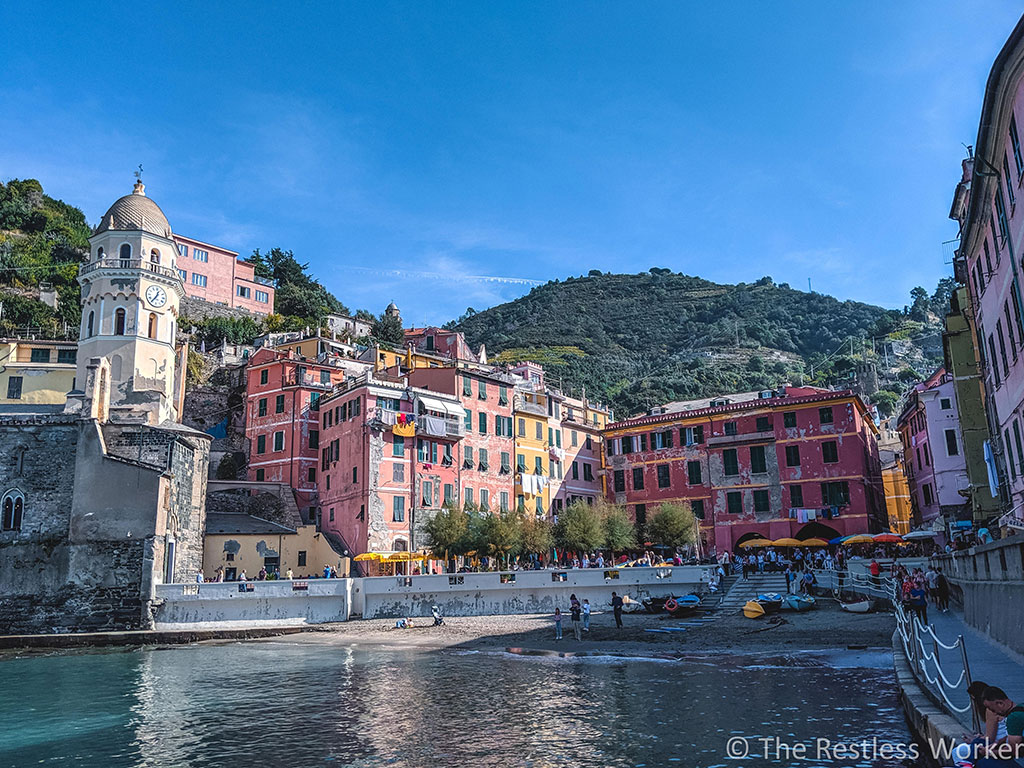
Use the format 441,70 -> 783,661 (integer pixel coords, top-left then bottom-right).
743,600 -> 766,619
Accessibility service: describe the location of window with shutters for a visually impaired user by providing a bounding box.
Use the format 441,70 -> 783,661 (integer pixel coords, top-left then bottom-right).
613,470 -> 625,492
632,467 -> 644,490
756,416 -> 770,432
687,460 -> 702,485
723,449 -> 739,476
657,464 -> 671,488
753,489 -> 770,513
822,441 -> 839,463
726,491 -> 742,514
692,499 -> 705,519
786,445 -> 800,467
750,445 -> 767,474
783,411 -> 796,428
819,407 -> 833,424
790,484 -> 804,507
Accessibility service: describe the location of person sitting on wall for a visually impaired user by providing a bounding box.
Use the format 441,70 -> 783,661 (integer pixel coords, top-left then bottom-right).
978,686 -> 1024,765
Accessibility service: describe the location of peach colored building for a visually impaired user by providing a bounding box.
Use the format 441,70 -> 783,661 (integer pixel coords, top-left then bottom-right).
172,234 -> 275,314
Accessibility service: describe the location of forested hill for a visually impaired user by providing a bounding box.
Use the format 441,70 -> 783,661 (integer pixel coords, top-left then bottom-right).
453,270 -> 944,419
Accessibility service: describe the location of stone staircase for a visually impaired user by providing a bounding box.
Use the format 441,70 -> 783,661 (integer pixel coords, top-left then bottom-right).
717,572 -> 792,612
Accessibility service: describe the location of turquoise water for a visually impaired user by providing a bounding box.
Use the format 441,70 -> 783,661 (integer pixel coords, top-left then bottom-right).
0,641 -> 909,767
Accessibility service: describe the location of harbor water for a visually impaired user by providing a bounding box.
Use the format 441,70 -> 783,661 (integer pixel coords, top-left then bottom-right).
0,639 -> 910,767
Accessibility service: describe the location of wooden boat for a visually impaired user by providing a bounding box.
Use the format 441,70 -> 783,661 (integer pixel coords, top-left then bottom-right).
756,593 -> 784,614
664,594 -> 702,617
784,594 -> 816,612
743,600 -> 766,619
840,599 -> 872,614
642,596 -> 669,614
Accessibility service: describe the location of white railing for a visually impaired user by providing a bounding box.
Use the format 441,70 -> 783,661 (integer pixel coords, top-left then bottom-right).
811,568 -> 975,724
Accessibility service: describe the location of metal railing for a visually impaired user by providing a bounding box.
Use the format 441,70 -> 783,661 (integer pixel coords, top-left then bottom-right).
80,258 -> 180,280
811,568 -> 974,725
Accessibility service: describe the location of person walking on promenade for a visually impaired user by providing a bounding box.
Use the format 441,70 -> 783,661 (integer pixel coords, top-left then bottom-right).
611,592 -> 624,628
908,581 -> 928,625
935,568 -> 950,612
570,599 -> 582,640
869,558 -> 881,589
553,608 -> 563,640
582,599 -> 591,632
784,564 -> 794,593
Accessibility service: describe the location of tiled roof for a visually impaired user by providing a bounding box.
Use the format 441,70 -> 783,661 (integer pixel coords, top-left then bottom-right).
205,512 -> 297,536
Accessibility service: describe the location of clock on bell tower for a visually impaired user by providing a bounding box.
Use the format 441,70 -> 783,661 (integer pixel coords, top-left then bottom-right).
72,179 -> 185,425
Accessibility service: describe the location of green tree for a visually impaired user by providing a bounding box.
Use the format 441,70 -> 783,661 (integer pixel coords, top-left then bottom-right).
216,453 -> 239,480
423,505 -> 469,568
908,286 -> 930,322
554,502 -> 604,552
371,311 -> 405,345
870,390 -> 899,418
931,277 -> 957,316
647,503 -> 695,548
601,502 -> 636,561
519,513 -> 554,559
478,509 -> 523,567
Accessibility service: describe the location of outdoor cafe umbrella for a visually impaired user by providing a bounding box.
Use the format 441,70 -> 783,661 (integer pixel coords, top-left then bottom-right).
771,537 -> 803,547
841,534 -> 875,545
353,552 -> 384,562
801,538 -> 829,547
873,532 -> 903,543
739,538 -> 774,548
902,530 -> 938,541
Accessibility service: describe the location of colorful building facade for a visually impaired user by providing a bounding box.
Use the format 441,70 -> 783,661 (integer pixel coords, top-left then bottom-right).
602,387 -> 886,554
316,374 -> 465,556
0,338 -> 78,410
408,365 -> 516,513
244,347 -> 352,518
896,370 -> 971,526
172,234 -> 275,314
949,16 -> 1024,523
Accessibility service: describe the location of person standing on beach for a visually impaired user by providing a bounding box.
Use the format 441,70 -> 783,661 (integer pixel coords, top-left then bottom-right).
611,592 -> 624,628
553,608 -> 563,640
582,599 -> 591,632
570,600 -> 582,640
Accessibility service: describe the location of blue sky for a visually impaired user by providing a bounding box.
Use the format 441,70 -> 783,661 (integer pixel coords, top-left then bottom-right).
2,2 -> 1022,326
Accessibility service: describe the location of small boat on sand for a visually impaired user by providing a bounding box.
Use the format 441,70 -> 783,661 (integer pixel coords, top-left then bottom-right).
783,594 -> 816,612
742,600 -> 766,619
756,593 -> 784,614
840,599 -> 872,614
664,594 -> 701,617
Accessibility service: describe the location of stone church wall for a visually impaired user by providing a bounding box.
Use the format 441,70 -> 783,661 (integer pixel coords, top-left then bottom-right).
0,417 -> 211,633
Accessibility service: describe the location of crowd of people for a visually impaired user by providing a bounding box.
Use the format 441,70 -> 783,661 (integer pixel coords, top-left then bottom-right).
890,561 -> 950,625
197,564 -> 344,582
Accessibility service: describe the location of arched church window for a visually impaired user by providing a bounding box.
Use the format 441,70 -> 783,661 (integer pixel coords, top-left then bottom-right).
2,490 -> 24,531
150,249 -> 160,264
148,313 -> 158,339
87,311 -> 95,337
96,247 -> 104,262
114,308 -> 126,336
119,243 -> 132,265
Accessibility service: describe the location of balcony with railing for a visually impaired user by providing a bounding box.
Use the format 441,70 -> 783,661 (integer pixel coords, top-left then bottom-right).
513,394 -> 548,417
80,258 -> 180,281
284,372 -> 337,389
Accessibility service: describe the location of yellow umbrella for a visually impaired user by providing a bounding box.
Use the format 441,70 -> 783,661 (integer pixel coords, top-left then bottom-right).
739,538 -> 774,548
386,552 -> 417,562
801,538 -> 829,547
772,537 -> 803,547
841,534 -> 875,545
353,552 -> 383,562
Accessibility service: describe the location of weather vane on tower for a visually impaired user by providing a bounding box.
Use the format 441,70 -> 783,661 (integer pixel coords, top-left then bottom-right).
133,164 -> 145,194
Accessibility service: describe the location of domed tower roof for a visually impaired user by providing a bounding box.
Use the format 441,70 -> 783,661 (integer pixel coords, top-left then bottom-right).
93,181 -> 173,239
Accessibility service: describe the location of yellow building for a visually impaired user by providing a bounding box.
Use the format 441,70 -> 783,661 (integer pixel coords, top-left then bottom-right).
514,388 -> 551,515
883,458 -> 914,535
202,511 -> 349,580
0,338 -> 77,408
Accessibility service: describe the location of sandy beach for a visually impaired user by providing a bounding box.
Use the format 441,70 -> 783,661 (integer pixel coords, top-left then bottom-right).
279,599 -> 896,658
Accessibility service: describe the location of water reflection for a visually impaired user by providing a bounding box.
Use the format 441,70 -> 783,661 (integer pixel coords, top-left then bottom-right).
0,641 -> 909,767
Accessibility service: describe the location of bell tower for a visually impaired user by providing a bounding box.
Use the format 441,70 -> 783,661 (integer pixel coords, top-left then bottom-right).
69,178 -> 185,424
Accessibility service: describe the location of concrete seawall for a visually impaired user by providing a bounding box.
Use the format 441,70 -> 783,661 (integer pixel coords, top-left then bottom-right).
360,565 -> 711,619
936,538 -> 1024,656
153,579 -> 359,630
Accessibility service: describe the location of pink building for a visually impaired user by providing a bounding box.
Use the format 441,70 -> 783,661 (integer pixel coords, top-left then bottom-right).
173,234 -> 275,314
950,17 -> 1024,520
317,373 -> 465,557
603,388 -> 886,554
404,326 -> 485,363
896,370 -> 970,525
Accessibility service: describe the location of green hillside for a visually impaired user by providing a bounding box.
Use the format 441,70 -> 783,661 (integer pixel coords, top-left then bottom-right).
453,270 -> 944,418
